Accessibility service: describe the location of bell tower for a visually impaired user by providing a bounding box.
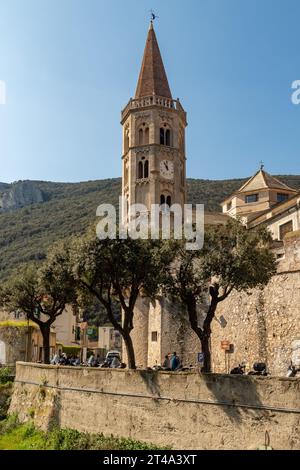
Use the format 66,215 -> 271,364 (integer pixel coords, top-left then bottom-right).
121,22 -> 187,222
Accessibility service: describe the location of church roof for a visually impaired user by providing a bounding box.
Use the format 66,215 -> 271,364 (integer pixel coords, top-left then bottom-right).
221,169 -> 298,205
135,22 -> 172,99
237,169 -> 298,193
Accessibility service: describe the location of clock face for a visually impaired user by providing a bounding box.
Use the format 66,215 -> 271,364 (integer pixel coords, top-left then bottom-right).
160,160 -> 174,180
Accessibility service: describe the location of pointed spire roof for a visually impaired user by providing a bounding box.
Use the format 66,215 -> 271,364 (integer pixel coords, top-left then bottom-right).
237,169 -> 298,193
135,22 -> 172,99
221,169 -> 298,205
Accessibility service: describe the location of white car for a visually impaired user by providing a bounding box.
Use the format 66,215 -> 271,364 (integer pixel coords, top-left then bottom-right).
106,350 -> 121,364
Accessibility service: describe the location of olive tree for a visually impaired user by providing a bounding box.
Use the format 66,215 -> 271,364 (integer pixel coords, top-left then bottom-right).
166,220 -> 277,372
0,244 -> 76,364
70,233 -> 176,369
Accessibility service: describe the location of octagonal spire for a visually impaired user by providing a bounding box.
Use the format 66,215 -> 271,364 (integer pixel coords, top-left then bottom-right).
135,22 -> 172,99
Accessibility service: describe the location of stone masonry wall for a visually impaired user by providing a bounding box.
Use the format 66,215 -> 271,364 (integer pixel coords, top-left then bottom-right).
145,233 -> 300,375
10,362 -> 300,450
211,271 -> 300,375
210,233 -> 300,375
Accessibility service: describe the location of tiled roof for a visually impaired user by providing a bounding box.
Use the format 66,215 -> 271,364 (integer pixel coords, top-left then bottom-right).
135,22 -> 172,99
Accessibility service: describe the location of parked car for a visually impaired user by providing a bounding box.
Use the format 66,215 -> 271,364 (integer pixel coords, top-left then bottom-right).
105,350 -> 121,366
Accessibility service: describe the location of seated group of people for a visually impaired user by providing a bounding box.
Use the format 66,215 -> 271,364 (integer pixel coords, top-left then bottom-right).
158,352 -> 181,371
50,353 -> 80,366
87,354 -> 126,369
50,352 -> 126,368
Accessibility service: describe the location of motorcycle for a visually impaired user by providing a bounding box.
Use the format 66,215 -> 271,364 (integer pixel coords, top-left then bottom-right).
248,362 -> 268,376
230,364 -> 246,375
286,363 -> 300,377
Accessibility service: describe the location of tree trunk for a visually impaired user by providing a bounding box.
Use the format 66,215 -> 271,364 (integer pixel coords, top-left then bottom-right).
40,326 -> 51,364
200,334 -> 211,373
123,330 -> 136,369
201,296 -> 218,373
186,292 -> 218,373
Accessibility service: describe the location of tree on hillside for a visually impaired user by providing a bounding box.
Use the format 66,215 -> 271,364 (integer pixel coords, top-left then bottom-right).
70,233 -> 176,369
165,220 -> 277,373
0,244 -> 77,364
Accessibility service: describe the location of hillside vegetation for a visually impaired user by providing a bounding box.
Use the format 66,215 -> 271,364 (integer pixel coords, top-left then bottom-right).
0,175 -> 299,281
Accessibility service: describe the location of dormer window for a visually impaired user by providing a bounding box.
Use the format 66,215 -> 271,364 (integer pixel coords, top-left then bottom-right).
277,193 -> 289,203
245,194 -> 258,204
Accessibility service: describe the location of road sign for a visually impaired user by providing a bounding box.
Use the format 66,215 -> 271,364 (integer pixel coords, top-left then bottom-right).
197,352 -> 204,363
221,340 -> 230,351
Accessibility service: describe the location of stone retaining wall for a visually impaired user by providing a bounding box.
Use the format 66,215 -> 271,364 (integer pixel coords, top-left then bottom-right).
9,362 -> 300,450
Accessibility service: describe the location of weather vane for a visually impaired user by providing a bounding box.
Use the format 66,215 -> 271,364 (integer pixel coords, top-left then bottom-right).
150,9 -> 159,23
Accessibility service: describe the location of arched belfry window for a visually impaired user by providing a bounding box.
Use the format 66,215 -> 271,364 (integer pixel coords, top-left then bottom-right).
160,128 -> 165,145
144,160 -> 149,178
138,161 -> 143,179
124,128 -> 130,153
166,129 -> 171,147
160,194 -> 171,211
160,125 -> 172,146
139,128 -> 144,145
124,165 -> 129,185
138,160 -> 149,179
138,123 -> 150,146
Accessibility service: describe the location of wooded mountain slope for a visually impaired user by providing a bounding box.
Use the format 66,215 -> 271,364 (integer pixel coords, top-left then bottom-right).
0,175 -> 299,280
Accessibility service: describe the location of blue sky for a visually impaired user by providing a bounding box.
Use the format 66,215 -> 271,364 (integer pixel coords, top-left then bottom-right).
0,0 -> 299,183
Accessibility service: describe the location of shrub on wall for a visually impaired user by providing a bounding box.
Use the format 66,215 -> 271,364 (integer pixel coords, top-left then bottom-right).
0,367 -> 13,384
0,321 -> 38,329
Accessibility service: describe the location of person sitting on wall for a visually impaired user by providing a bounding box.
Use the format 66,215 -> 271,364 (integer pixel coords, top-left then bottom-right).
51,353 -> 59,365
87,353 -> 95,367
170,352 -> 180,371
58,353 -> 67,365
162,354 -> 170,369
95,354 -> 101,366
73,356 -> 80,366
110,356 -> 121,368
100,360 -> 110,368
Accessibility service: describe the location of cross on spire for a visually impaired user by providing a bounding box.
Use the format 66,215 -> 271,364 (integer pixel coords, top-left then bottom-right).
260,161 -> 265,170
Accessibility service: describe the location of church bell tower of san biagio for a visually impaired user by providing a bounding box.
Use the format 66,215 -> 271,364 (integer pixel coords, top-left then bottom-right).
121,22 -> 187,224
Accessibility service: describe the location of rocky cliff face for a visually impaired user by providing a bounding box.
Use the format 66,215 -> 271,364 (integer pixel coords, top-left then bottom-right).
0,181 -> 45,213
0,182 -> 9,192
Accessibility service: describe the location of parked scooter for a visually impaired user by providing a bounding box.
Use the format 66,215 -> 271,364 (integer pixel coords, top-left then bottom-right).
230,364 -> 246,375
248,362 -> 268,376
286,362 -> 300,377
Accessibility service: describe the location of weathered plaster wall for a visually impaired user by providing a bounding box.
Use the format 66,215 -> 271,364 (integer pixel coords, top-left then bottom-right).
0,327 -> 28,366
10,362 -> 300,450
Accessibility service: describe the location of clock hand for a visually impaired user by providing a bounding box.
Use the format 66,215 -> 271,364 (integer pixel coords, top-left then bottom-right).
164,161 -> 169,171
